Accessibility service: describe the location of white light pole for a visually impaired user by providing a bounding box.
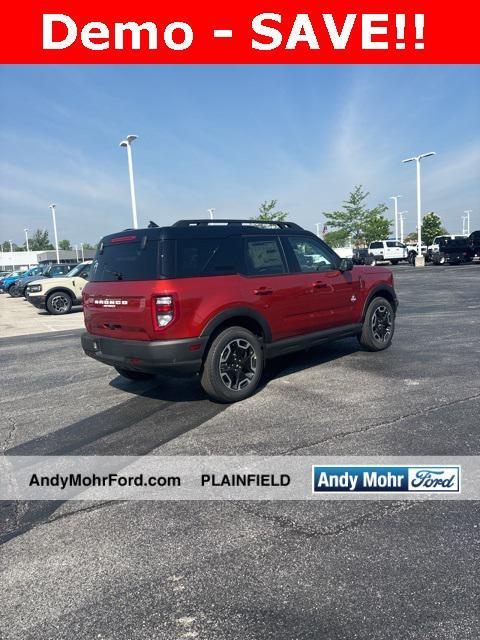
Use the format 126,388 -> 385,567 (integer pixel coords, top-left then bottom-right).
315,223 -> 321,238
398,211 -> 407,244
464,210 -> 472,236
74,244 -> 79,261
119,135 -> 139,229
402,152 -> 436,267
24,228 -> 31,267
80,243 -> 84,261
390,195 -> 402,242
207,208 -> 215,220
49,204 -> 60,263
9,240 -> 13,253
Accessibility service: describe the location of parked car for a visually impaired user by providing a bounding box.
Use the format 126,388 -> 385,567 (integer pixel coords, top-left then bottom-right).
0,271 -> 14,288
431,237 -> 473,265
8,265 -> 46,297
81,219 -> 398,403
26,261 -> 91,314
368,240 -> 409,265
0,270 -> 27,294
15,263 -> 76,298
468,230 -> 480,259
428,235 -> 463,255
352,248 -> 376,266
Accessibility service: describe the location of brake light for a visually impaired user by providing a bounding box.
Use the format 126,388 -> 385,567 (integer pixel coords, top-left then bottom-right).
152,295 -> 175,329
111,235 -> 137,244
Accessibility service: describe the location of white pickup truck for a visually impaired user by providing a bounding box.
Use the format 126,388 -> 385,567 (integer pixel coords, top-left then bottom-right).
368,241 -> 409,265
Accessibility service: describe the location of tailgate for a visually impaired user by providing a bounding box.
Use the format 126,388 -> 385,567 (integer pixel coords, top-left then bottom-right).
83,282 -> 158,341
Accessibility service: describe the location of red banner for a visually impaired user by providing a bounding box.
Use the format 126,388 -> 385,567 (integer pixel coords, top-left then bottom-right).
1,0 -> 479,63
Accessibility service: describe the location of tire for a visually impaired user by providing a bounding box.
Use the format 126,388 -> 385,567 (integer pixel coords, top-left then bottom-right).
9,285 -> 22,298
358,297 -> 395,352
432,253 -> 444,265
201,326 -> 263,403
114,367 -> 155,381
368,255 -> 376,266
7,284 -> 17,295
408,251 -> 416,265
390,260 -> 399,265
46,291 -> 73,315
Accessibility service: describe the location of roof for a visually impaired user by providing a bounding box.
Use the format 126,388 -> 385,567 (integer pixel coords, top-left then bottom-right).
101,219 -> 315,243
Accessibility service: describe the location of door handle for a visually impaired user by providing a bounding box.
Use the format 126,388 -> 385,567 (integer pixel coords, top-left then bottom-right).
253,287 -> 273,295
312,281 -> 328,288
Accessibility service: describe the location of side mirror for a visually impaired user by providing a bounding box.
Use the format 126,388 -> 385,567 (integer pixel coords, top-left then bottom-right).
339,258 -> 353,272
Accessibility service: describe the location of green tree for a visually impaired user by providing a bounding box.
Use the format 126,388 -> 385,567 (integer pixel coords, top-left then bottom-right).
29,229 -> 54,251
252,199 -> 288,222
1,240 -> 20,251
323,229 -> 350,248
59,239 -> 72,250
323,185 -> 390,246
362,210 -> 392,245
82,242 -> 96,250
421,212 -> 448,245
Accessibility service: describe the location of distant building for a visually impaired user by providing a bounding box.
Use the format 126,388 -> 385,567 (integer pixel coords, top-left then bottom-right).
0,249 -> 96,271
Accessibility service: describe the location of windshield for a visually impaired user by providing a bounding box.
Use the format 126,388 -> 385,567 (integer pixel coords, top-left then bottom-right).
67,263 -> 87,277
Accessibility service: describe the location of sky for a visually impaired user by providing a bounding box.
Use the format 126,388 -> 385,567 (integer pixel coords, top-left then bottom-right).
0,64 -> 479,246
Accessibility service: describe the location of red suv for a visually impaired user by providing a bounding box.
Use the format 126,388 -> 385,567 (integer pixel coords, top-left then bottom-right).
81,220 -> 398,402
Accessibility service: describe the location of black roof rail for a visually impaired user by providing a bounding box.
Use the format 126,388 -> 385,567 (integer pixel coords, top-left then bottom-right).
173,219 -> 303,230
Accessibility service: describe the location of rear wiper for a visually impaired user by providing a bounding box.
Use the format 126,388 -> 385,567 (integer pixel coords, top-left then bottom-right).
102,264 -> 124,280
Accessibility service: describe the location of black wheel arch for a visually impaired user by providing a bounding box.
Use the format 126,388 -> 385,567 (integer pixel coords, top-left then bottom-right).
46,288 -> 75,302
361,285 -> 398,321
200,307 -> 272,343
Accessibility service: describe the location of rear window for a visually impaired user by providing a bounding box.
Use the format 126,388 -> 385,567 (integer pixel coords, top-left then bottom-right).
91,239 -> 166,281
440,238 -> 467,248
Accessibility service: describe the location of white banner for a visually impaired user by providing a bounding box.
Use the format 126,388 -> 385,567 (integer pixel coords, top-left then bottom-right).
1,456 -> 478,501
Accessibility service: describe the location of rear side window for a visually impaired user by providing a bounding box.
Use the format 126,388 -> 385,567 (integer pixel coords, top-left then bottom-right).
244,237 -> 286,275
175,237 -> 239,277
386,241 -> 404,248
91,239 -> 165,281
370,242 -> 383,249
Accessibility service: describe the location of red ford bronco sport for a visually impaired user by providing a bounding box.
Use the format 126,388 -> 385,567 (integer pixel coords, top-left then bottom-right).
82,219 -> 398,402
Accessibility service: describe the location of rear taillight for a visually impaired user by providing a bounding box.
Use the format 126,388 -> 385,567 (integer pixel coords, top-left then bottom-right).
152,295 -> 174,330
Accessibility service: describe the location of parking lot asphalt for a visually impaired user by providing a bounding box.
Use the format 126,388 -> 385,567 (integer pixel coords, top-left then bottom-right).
0,294 -> 85,338
1,263 -> 479,640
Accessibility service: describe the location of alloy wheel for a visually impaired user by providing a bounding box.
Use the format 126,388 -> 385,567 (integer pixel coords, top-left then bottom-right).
371,305 -> 393,343
219,338 -> 257,391
51,294 -> 70,313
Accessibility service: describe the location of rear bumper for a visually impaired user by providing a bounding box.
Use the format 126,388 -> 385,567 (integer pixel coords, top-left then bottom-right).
81,332 -> 209,376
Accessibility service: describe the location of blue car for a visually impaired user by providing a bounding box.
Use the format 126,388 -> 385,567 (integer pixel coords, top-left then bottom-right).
0,270 -> 24,294
1,266 -> 45,296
